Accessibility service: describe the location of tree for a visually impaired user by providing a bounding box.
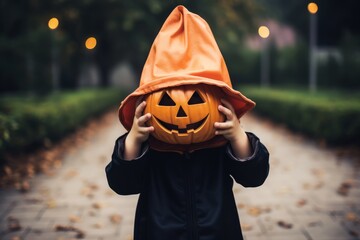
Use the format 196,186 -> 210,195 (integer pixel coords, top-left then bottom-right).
0,0 -> 262,92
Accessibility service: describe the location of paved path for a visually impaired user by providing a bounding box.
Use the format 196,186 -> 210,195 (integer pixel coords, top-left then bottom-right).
0,111 -> 359,240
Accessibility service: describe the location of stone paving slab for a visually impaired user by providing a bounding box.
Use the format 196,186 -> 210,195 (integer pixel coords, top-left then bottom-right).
0,112 -> 359,240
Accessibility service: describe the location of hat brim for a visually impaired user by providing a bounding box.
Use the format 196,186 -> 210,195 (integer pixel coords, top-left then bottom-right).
118,76 -> 255,130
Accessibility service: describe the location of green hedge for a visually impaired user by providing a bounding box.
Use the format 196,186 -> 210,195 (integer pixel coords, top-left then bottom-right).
0,88 -> 125,156
239,86 -> 360,145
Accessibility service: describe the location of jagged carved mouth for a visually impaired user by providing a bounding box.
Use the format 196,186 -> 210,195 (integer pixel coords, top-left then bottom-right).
154,115 -> 208,134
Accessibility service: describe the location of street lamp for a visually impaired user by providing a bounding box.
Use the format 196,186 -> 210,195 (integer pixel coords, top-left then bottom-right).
308,2 -> 318,92
258,25 -> 270,87
80,37 -> 98,88
48,17 -> 60,91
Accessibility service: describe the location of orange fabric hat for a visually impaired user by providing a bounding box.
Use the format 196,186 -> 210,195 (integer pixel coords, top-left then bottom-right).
118,5 -> 255,131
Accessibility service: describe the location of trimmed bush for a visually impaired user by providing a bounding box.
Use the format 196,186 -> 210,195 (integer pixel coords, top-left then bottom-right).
0,88 -> 125,156
239,86 -> 360,145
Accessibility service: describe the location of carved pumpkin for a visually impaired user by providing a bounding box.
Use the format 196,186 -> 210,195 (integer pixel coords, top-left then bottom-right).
118,6 -> 256,151
144,85 -> 225,145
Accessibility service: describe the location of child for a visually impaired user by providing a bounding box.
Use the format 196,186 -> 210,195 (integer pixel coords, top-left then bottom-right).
106,5 -> 269,240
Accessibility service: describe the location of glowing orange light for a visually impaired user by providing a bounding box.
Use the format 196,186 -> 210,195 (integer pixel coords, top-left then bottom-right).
308,2 -> 318,14
85,37 -> 97,50
48,17 -> 59,30
258,26 -> 270,39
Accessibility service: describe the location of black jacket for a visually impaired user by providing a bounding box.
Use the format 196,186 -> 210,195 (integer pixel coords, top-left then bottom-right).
105,132 -> 269,240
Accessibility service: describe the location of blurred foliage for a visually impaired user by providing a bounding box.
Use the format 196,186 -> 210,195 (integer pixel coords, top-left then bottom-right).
241,85 -> 360,145
235,37 -> 360,89
0,88 -> 125,157
257,0 -> 360,46
230,48 -> 261,86
255,0 -> 360,90
269,42 -> 309,87
2,0 -> 359,94
0,0 -> 262,94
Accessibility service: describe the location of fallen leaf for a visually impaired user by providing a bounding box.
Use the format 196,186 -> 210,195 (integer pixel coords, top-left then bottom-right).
337,181 -> 352,196
32,229 -> 43,234
20,180 -> 30,192
308,221 -> 322,227
25,197 -> 43,204
345,212 -> 359,223
241,223 -> 253,231
54,224 -> 85,239
4,166 -> 12,175
85,181 -> 99,191
80,187 -> 93,198
314,181 -> 324,189
237,203 -> 245,209
64,169 -> 78,179
110,214 -> 123,224
53,160 -> 62,169
349,230 -> 359,237
47,199 -> 57,208
262,206 -> 272,213
69,215 -> 81,223
7,216 -> 21,232
75,229 -> 86,238
26,164 -> 35,178
88,210 -> 97,217
92,202 -> 104,209
14,180 -> 30,193
303,182 -> 312,190
296,199 -> 307,207
247,207 -> 261,217
93,222 -> 103,228
311,168 -> 325,178
277,186 -> 292,195
277,220 -> 293,229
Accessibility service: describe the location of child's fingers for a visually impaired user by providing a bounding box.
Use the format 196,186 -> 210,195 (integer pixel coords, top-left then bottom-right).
218,105 -> 233,120
139,126 -> 154,134
135,101 -> 147,118
214,121 -> 232,130
138,113 -> 152,126
215,129 -> 231,136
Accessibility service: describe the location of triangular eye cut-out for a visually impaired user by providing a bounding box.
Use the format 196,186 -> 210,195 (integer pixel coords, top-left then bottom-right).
159,92 -> 176,106
188,91 -> 204,105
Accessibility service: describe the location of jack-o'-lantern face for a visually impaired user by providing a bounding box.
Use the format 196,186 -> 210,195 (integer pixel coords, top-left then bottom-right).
144,85 -> 225,145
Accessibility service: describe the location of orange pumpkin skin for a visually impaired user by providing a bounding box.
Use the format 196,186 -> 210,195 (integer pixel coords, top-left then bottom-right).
144,85 -> 225,145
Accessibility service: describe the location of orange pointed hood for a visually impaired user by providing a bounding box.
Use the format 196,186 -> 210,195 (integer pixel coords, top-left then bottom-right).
118,5 -> 255,130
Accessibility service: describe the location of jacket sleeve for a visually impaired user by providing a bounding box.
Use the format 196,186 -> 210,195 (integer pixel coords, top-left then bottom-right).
105,133 -> 149,195
225,132 -> 270,187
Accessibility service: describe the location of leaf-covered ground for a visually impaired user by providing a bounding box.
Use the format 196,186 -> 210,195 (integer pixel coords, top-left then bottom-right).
0,111 -> 359,240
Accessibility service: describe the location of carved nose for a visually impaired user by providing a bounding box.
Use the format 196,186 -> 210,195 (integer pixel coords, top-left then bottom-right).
176,106 -> 187,117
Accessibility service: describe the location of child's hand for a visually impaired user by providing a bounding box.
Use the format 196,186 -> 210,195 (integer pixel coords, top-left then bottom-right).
124,98 -> 154,160
128,99 -> 154,145
214,99 -> 244,142
214,99 -> 252,159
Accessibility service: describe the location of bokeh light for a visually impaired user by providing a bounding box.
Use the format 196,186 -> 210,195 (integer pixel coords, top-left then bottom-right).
308,2 -> 318,14
48,17 -> 59,30
85,37 -> 97,50
258,26 -> 270,39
